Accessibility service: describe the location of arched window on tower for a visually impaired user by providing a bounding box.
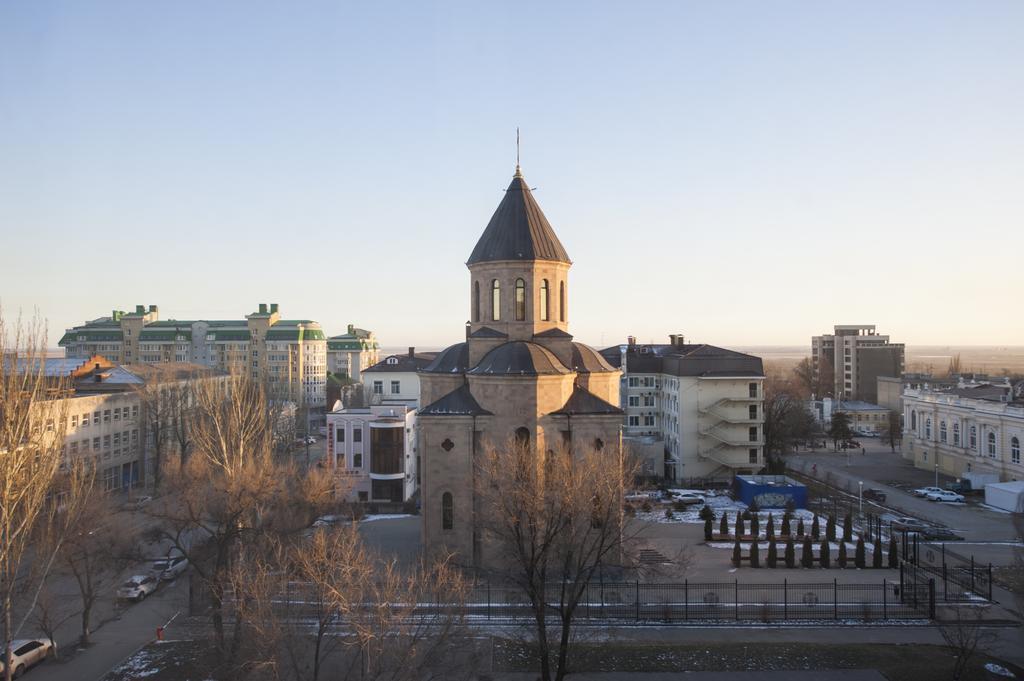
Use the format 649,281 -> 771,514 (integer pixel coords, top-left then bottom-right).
491,279 -> 501,321
441,492 -> 453,530
515,278 -> 526,321
473,281 -> 480,322
540,279 -> 549,321
515,427 -> 530,448
559,281 -> 566,322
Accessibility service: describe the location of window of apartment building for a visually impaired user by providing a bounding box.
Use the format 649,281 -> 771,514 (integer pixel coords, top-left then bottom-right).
373,381 -> 383,395
391,381 -> 400,394
113,432 -> 121,446
749,427 -> 758,442
353,452 -> 362,468
1012,437 -> 1020,465
70,441 -> 79,455
103,410 -> 110,423
353,428 -> 362,443
939,421 -> 947,443
924,419 -> 932,440
969,426 -> 977,450
132,405 -> 138,419
113,407 -> 120,421
93,437 -> 100,451
643,395 -> 655,407
749,405 -> 757,420
628,415 -> 640,427
988,432 -> 997,458
953,422 -> 960,446
749,448 -> 758,464
643,377 -> 655,388
336,427 -> 345,443
748,383 -> 757,398
132,430 -> 138,445
628,396 -> 640,407
82,413 -> 90,427
643,415 -> 655,427
71,415 -> 78,428
103,435 -> 111,449
628,377 -> 639,388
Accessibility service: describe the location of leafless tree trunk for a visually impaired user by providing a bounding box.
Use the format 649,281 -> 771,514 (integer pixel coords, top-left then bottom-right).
30,586 -> 77,659
0,311 -> 93,681
478,439 -> 638,681
937,604 -> 997,680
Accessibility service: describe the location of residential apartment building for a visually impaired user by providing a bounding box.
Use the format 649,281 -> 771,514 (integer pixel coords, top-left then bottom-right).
599,335 -> 765,479
902,380 -> 1024,482
325,403 -> 417,503
59,303 -> 327,408
811,325 -> 905,403
362,348 -> 437,406
327,324 -> 380,381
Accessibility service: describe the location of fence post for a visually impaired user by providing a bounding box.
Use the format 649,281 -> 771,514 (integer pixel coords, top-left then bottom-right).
586,583 -> 590,621
834,579 -> 838,620
942,563 -> 948,601
735,580 -> 739,621
928,578 -> 935,619
970,555 -> 975,593
784,579 -> 787,620
883,578 -> 887,620
487,582 -> 491,621
635,581 -> 640,622
988,564 -> 993,601
684,580 -> 689,621
899,561 -> 904,601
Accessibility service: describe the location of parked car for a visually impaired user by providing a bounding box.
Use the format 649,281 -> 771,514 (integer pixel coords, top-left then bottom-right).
0,639 -> 55,677
927,490 -> 965,503
304,435 -> 317,445
672,493 -> 705,506
312,515 -> 341,528
624,491 -> 657,502
912,486 -> 945,497
862,488 -> 887,503
152,554 -> 189,581
914,527 -> 964,541
117,574 -> 158,601
891,517 -> 932,532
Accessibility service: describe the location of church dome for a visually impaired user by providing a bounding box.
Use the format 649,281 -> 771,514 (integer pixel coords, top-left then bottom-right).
467,341 -> 571,376
570,342 -> 618,373
467,171 -> 571,265
421,342 -> 469,374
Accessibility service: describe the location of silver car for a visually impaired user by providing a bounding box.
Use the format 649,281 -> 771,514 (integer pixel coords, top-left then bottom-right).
152,555 -> 189,581
117,574 -> 158,601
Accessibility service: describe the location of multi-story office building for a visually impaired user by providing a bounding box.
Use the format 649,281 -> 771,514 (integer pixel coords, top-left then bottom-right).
811,324 -> 904,403
327,325 -> 380,381
599,335 -> 765,479
59,303 -> 327,408
902,380 -> 1024,481
325,403 -> 417,503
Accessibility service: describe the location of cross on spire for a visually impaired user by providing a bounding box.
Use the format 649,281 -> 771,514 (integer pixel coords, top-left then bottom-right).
514,127 -> 522,178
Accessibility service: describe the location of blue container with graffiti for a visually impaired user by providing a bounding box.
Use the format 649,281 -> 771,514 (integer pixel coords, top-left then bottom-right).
733,475 -> 807,509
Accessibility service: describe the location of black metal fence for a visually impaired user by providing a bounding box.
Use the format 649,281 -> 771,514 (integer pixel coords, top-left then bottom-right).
902,537 -> 993,602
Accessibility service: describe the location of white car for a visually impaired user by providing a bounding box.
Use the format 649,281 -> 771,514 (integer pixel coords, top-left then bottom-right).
312,515 -> 341,528
117,574 -> 158,601
0,639 -> 55,677
672,493 -> 705,506
152,555 -> 188,581
304,436 -> 317,445
927,490 -> 965,503
912,486 -> 945,497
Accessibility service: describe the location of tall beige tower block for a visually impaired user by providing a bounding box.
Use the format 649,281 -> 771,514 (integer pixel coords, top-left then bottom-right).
418,166 -> 623,573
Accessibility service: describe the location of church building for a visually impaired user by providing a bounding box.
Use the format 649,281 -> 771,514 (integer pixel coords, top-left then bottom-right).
418,164 -> 623,570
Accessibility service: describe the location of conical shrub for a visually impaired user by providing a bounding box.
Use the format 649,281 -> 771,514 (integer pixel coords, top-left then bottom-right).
843,513 -> 853,543
819,540 -> 830,568
855,536 -> 866,568
750,541 -> 760,568
873,537 -> 883,568
719,513 -> 728,538
826,514 -> 837,543
888,535 -> 899,568
767,537 -> 778,568
784,537 -> 796,568
838,540 -> 848,568
704,517 -> 713,541
811,514 -> 821,540
732,538 -> 742,568
801,536 -> 814,568
766,513 -> 775,539
797,518 -> 805,537
781,513 -> 791,537
736,512 -> 745,538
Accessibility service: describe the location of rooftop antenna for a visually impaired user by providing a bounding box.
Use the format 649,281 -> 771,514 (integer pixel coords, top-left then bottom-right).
514,127 -> 522,178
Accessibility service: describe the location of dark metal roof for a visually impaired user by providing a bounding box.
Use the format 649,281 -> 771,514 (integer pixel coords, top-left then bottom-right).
363,352 -> 438,373
599,343 -> 764,378
570,342 -> 617,373
468,326 -> 508,339
533,327 -> 573,339
552,386 -> 623,415
467,341 -> 570,376
467,172 -> 571,265
419,383 -> 492,416
421,342 -> 469,374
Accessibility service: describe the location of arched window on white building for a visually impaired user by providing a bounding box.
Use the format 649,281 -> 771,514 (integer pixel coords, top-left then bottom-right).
987,432 -> 997,458
939,420 -> 947,443
1012,436 -> 1020,465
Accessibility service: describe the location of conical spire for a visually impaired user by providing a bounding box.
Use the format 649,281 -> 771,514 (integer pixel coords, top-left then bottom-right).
467,170 -> 571,265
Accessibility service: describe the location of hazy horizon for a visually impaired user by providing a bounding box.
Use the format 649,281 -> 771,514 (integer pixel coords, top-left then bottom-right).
3,2 -> 1022,348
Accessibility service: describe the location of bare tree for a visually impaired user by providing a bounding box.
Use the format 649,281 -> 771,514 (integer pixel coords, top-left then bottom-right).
148,373 -> 334,671
0,312 -> 89,681
762,375 -> 817,465
58,487 -> 138,644
135,371 -> 175,491
478,440 -> 638,681
937,604 -> 997,680
30,586 -> 77,659
794,355 -> 833,399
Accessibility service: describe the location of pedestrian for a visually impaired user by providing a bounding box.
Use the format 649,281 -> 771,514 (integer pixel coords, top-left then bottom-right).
861,447 -> 866,456
812,464 -> 817,476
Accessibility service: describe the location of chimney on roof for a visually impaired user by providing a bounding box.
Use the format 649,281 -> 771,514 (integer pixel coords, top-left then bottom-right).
259,304 -> 267,314
669,333 -> 685,348
149,305 -> 157,313
270,303 -> 279,314
347,323 -> 354,334
136,305 -> 144,314
408,346 -> 415,358
93,363 -> 102,382
627,335 -> 636,347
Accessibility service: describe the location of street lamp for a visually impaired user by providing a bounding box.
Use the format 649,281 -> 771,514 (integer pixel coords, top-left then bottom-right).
858,481 -> 863,517
934,462 -> 939,488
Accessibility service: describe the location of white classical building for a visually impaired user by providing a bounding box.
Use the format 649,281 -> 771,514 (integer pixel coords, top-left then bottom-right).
325,403 -> 418,503
361,347 -> 437,406
902,380 -> 1024,482
599,335 -> 765,480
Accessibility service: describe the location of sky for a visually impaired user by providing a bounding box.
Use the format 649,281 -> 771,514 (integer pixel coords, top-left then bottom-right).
1,1 -> 1022,350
